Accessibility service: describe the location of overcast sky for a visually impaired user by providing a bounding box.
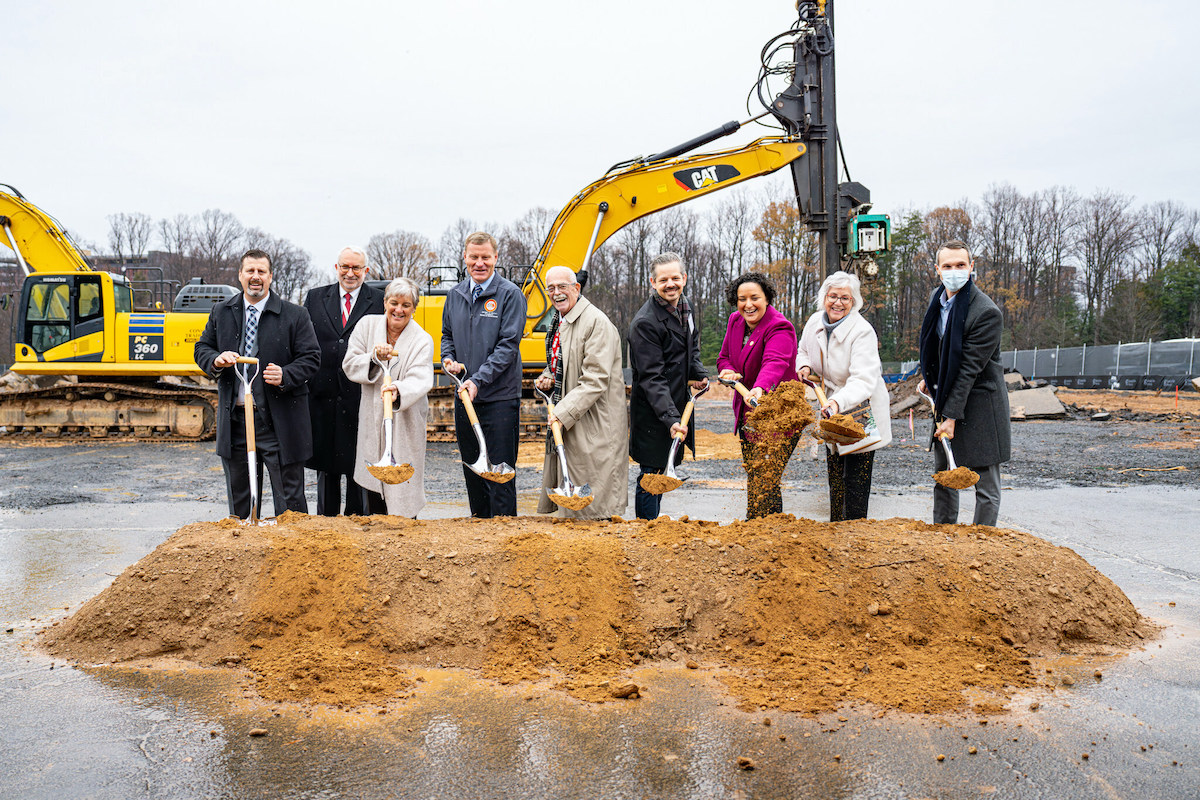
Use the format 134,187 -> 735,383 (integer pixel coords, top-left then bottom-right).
7,0 -> 1198,276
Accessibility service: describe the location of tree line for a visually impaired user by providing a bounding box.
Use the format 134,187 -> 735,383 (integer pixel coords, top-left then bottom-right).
93,180 -> 1200,364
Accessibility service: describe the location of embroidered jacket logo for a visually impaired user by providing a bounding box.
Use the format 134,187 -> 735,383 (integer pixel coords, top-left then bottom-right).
673,164 -> 741,191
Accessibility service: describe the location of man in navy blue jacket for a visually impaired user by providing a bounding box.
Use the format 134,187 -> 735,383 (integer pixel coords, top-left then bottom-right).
440,231 -> 527,517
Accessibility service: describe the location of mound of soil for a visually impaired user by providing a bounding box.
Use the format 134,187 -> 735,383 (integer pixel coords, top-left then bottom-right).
40,512 -> 1153,715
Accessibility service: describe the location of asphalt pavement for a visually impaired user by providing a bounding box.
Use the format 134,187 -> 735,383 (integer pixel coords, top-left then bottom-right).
1,407 -> 1197,799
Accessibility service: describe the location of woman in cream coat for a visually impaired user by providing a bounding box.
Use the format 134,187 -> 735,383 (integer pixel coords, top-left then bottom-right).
796,271 -> 892,521
342,278 -> 434,517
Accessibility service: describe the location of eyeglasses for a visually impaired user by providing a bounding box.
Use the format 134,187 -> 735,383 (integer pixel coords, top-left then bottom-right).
827,294 -> 853,304
545,283 -> 575,292
337,264 -> 366,273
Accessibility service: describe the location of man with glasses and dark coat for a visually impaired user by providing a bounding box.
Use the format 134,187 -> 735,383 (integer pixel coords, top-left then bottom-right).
303,246 -> 385,516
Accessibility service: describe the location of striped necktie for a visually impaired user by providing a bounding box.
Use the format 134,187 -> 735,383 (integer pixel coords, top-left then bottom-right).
343,292 -> 351,326
244,305 -> 259,358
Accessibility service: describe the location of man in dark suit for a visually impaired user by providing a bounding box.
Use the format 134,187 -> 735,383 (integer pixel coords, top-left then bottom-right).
627,252 -> 709,519
917,239 -> 1012,527
195,249 -> 321,518
303,246 -> 385,515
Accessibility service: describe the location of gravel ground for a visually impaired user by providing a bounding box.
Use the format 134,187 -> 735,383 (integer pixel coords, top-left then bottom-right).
0,401 -> 1196,511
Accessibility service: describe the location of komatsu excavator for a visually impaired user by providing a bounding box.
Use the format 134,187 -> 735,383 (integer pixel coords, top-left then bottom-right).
0,184 -> 219,439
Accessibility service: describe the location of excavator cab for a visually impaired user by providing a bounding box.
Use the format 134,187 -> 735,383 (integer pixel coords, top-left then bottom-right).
17,273 -> 129,358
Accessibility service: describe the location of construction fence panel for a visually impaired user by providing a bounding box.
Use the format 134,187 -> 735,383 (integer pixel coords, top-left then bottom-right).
1000,339 -> 1198,391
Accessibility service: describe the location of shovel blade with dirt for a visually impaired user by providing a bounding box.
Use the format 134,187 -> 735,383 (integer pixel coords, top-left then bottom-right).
365,368 -> 414,486
535,387 -> 593,510
800,376 -> 867,445
640,384 -> 708,495
917,388 -> 980,489
447,369 -> 515,484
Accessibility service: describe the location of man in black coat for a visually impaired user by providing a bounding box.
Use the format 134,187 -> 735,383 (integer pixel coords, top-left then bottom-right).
917,240 -> 1011,527
195,249 -> 321,518
628,252 -> 709,519
303,246 -> 385,515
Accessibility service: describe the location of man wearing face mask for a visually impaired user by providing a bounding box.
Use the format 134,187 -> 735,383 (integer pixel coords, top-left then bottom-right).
917,240 -> 1011,527
534,266 -> 628,519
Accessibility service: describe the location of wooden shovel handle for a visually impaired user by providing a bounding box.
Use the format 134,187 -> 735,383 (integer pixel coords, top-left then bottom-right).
550,419 -> 564,447
732,381 -> 757,404
459,388 -> 480,425
235,356 -> 259,364
811,382 -> 830,408
382,372 -> 394,421
675,399 -> 696,439
244,394 -> 256,452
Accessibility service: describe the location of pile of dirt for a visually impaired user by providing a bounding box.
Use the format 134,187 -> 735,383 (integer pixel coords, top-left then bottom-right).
40,513 -> 1153,715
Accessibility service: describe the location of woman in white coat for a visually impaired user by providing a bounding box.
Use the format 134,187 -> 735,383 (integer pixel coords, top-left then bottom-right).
342,278 -> 434,517
796,271 -> 892,521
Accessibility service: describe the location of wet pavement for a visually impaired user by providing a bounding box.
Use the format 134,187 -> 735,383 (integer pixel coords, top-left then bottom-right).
2,407 -> 1198,799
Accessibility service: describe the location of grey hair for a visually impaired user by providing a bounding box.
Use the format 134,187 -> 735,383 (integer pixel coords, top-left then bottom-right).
384,277 -> 420,304
338,245 -> 368,264
818,270 -> 863,314
649,251 -> 684,278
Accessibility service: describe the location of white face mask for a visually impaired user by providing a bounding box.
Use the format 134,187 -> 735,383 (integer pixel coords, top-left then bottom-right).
940,269 -> 970,293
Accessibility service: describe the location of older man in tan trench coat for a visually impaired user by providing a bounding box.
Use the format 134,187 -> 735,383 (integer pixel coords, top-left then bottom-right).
535,267 -> 628,519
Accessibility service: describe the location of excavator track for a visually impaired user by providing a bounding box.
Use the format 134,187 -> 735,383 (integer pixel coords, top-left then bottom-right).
0,381 -> 218,442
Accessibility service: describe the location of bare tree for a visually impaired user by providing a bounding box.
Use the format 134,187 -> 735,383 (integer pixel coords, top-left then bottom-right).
1138,200 -> 1189,276
106,212 -> 152,265
366,230 -> 437,282
499,207 -> 556,267
1074,190 -> 1138,345
192,209 -> 244,285
437,218 -> 485,266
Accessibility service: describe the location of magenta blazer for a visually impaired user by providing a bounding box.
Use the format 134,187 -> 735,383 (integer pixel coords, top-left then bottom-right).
716,305 -> 799,428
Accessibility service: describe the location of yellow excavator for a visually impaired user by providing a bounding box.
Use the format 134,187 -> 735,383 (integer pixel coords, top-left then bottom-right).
416,0 -> 889,438
0,184 -> 222,439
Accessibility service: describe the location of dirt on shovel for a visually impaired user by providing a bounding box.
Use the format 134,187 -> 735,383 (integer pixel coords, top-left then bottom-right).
935,466 -> 980,489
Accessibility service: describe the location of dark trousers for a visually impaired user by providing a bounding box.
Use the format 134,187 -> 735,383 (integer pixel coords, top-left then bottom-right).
455,396 -> 519,518
634,467 -> 663,520
223,405 -> 307,519
740,432 -> 800,519
825,447 -> 876,521
932,446 -> 1002,526
315,471 -> 367,516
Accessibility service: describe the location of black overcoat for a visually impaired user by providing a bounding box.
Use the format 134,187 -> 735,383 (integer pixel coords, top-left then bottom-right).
302,283 -> 385,473
919,284 -> 1012,468
194,291 -> 321,465
627,295 -> 708,469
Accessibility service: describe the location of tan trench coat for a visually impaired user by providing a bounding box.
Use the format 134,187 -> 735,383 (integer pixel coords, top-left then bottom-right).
537,296 -> 628,519
342,314 -> 434,517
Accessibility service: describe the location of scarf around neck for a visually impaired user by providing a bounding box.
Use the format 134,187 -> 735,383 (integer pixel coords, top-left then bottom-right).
918,279 -> 974,415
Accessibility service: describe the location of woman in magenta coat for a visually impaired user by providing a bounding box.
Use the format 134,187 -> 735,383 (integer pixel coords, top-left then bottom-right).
716,272 -> 799,519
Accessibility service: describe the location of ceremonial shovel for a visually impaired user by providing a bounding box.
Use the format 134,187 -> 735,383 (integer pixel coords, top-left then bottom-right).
233,356 -> 261,523
640,383 -> 709,495
799,375 -> 867,445
534,387 -> 592,510
447,369 -> 515,484
917,388 -> 980,489
365,358 -> 413,485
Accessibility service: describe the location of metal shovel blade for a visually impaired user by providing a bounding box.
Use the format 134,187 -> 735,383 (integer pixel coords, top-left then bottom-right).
800,375 -> 866,443
638,383 -> 708,495
365,370 -> 413,485
917,388 -> 980,489
448,370 -> 515,484
534,388 -> 593,510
